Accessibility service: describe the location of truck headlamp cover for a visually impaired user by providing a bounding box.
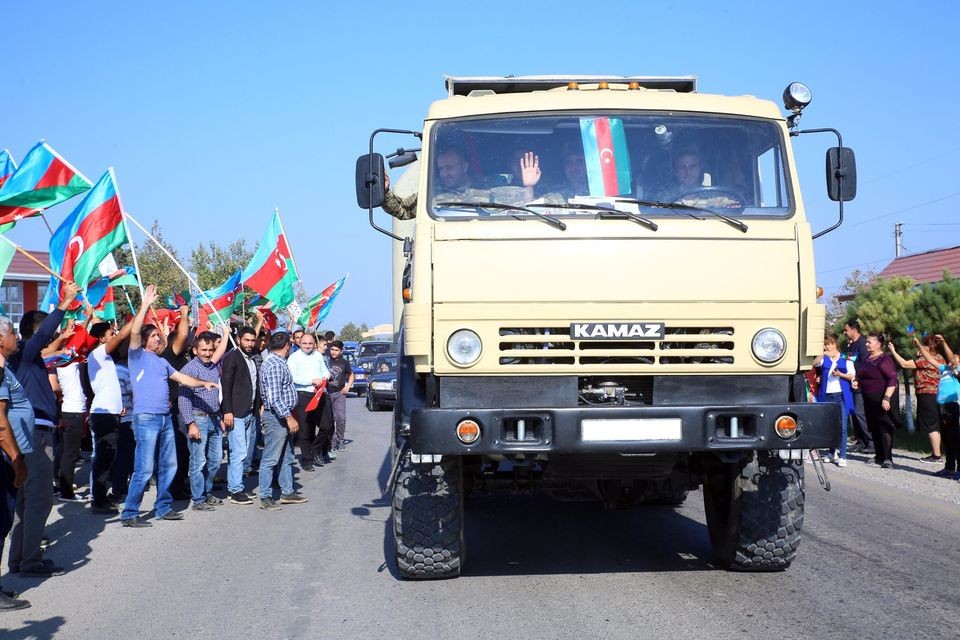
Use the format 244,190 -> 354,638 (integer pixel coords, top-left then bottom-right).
752,328 -> 786,363
446,329 -> 482,366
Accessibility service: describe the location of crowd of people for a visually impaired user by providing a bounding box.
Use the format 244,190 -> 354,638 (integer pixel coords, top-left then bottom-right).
811,319 -> 960,477
0,282 -> 354,611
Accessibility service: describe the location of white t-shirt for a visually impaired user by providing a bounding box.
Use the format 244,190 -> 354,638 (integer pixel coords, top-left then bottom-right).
57,362 -> 88,414
824,358 -> 854,395
88,344 -> 123,414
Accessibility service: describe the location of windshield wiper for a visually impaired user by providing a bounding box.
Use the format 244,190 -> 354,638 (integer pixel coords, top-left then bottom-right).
616,198 -> 749,233
526,202 -> 657,231
435,201 -> 566,230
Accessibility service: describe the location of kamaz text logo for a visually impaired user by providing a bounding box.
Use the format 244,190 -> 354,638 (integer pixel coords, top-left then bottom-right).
570,322 -> 666,340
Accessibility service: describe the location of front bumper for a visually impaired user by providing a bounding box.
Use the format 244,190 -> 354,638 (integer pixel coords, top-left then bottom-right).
409,402 -> 839,455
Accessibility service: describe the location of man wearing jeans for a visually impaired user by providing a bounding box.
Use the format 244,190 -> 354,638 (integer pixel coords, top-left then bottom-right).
325,341 -> 355,453
8,281 -> 79,578
178,331 -> 228,512
121,285 -> 218,528
257,332 -> 307,510
220,326 -> 260,504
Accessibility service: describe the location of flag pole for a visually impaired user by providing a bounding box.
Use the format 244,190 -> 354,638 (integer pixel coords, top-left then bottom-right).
123,212 -> 236,348
0,235 -> 68,282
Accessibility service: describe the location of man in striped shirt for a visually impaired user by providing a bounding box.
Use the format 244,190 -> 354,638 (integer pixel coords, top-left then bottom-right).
178,331 -> 228,512
257,332 -> 307,510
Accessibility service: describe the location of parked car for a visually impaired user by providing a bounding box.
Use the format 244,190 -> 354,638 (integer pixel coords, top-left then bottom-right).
341,340 -> 359,356
342,351 -> 367,396
356,341 -> 395,378
366,353 -> 398,411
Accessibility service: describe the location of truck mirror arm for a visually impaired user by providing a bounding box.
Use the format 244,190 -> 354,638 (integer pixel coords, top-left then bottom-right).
793,127 -> 848,240
367,128 -> 422,243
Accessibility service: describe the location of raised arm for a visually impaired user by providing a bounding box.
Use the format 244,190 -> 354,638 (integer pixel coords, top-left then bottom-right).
170,304 -> 191,356
104,321 -> 133,356
936,335 -> 957,366
211,327 -> 229,365
129,284 -> 159,352
887,341 -> 916,369
914,337 -> 942,369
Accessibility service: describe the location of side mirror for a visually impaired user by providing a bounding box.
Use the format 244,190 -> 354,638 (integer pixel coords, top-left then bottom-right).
355,153 -> 386,209
826,147 -> 857,202
388,149 -> 419,169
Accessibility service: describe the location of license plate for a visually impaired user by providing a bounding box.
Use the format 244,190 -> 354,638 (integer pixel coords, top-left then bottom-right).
581,418 -> 682,441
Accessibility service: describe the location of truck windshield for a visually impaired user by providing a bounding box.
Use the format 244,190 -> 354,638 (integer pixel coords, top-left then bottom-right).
428,114 -> 791,219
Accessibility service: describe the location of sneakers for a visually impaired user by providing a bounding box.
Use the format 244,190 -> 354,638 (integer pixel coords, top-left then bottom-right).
0,591 -> 31,611
229,491 -> 253,505
160,510 -> 185,521
121,516 -> 152,528
58,493 -> 87,503
205,495 -> 223,506
279,492 -> 308,505
881,460 -> 894,469
836,457 -> 847,468
259,498 -> 282,511
191,502 -> 215,512
934,468 -> 956,477
919,455 -> 943,464
326,450 -> 338,461
301,462 -> 315,472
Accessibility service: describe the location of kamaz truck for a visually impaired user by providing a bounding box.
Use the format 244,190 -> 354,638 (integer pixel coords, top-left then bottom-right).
356,75 -> 855,578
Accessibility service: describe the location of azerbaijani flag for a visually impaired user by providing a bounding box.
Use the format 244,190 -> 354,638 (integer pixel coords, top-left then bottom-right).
0,142 -> 92,225
94,286 -> 116,321
200,269 -> 243,325
48,169 -> 128,307
579,117 -> 632,196
242,212 -> 298,309
85,266 -> 138,311
298,275 -> 347,328
0,149 -> 16,189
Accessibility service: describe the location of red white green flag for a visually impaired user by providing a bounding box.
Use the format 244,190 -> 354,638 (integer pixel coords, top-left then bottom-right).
200,269 -> 243,325
579,117 -> 632,196
298,275 -> 347,328
46,169 -> 128,308
0,149 -> 16,189
0,142 -> 92,225
241,212 -> 298,308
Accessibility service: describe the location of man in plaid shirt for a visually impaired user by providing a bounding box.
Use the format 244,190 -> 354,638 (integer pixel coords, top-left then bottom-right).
178,331 -> 229,511
257,332 -> 308,510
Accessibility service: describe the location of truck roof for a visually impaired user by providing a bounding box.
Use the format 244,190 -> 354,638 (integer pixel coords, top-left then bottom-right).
427,75 -> 782,121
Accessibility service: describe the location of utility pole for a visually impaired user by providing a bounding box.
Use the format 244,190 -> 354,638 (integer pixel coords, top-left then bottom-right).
895,221 -> 903,257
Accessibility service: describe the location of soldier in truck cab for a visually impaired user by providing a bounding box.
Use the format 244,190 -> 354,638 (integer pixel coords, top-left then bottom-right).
382,146 -> 474,220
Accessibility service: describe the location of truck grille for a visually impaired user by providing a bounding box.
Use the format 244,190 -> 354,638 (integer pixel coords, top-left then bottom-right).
498,326 -> 734,366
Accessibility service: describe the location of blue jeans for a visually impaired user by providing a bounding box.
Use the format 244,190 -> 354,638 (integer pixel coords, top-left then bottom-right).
226,415 -> 250,494
123,413 -> 177,520
187,414 -> 223,504
823,392 -> 849,459
258,411 -> 294,500
244,412 -> 261,473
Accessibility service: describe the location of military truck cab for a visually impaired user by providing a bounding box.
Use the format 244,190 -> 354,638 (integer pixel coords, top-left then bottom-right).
357,75 -> 855,578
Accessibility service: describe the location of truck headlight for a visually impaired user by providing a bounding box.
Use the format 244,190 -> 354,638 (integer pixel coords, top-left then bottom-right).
752,328 -> 786,363
446,329 -> 482,366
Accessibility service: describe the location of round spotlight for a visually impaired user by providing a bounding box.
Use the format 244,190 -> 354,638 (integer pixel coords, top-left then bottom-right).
783,82 -> 812,112
752,328 -> 787,364
446,329 -> 482,366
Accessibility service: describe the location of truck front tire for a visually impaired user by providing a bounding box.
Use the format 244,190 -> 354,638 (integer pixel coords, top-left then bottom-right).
392,453 -> 465,579
703,452 -> 804,571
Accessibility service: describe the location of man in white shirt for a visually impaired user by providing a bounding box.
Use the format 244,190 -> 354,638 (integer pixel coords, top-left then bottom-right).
55,362 -> 87,502
287,332 -> 330,470
86,322 -> 132,515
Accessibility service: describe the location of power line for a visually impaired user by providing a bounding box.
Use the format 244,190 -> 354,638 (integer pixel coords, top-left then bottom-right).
843,191 -> 960,229
863,147 -> 960,184
817,258 -> 888,275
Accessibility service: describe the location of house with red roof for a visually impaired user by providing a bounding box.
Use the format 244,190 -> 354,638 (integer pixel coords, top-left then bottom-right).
876,245 -> 960,285
1,249 -> 51,328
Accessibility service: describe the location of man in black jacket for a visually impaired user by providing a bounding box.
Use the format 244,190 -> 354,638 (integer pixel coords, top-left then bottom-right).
9,281 -> 79,578
220,326 -> 261,504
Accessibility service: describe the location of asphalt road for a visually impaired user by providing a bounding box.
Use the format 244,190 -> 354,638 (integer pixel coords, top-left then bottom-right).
2,397 -> 959,639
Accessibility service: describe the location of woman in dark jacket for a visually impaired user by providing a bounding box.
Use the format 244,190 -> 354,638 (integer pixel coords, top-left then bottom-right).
855,332 -> 900,468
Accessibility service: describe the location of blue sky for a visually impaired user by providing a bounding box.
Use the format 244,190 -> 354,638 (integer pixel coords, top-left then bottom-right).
4,1 -> 959,328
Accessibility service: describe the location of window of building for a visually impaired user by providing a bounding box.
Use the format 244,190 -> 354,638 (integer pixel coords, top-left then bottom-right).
0,281 -> 24,327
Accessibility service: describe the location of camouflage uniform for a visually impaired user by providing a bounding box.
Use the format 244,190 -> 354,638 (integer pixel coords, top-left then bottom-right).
381,189 -> 418,220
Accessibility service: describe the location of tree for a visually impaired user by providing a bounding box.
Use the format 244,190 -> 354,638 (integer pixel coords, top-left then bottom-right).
842,276 -> 917,353
189,239 -> 254,291
338,322 -> 369,342
825,268 -> 875,331
909,271 -> 960,349
113,221 -> 186,317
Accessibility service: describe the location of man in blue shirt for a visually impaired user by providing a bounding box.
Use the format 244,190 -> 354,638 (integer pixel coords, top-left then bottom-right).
8,280 -> 79,579
0,318 -> 31,610
258,332 -> 308,510
120,285 -> 218,528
